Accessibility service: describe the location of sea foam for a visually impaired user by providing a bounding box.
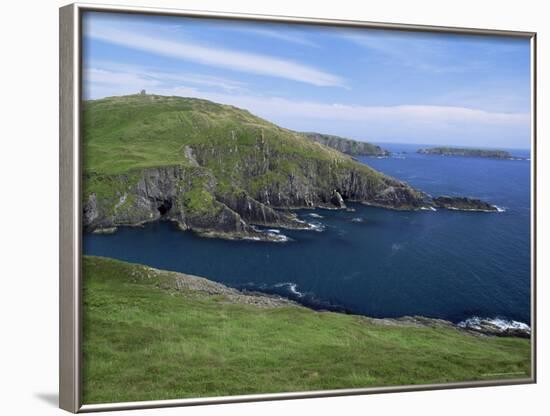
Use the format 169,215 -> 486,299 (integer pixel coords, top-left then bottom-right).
457,317 -> 530,333
273,282 -> 304,297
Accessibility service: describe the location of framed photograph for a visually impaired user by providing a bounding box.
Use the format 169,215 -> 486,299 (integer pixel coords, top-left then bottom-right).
59,3 -> 537,413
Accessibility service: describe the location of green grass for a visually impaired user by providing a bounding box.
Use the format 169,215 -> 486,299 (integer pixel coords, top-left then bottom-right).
83,94 -> 346,176
82,94 -> 395,195
82,94 -> 427,221
83,256 -> 531,404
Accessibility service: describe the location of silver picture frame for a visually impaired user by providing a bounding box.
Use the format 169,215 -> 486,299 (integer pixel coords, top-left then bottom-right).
59,2 -> 537,413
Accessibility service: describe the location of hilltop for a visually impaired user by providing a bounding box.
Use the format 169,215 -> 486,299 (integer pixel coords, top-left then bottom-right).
83,94 -> 498,240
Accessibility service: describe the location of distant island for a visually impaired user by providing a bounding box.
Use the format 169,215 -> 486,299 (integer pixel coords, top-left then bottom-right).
302,132 -> 390,157
417,147 -> 512,159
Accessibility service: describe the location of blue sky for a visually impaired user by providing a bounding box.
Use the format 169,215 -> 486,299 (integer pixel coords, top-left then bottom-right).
83,12 -> 532,149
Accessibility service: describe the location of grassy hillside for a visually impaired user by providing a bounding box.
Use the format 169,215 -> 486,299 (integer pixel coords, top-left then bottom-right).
82,94 -> 428,237
83,94 -> 362,177
83,256 -> 531,404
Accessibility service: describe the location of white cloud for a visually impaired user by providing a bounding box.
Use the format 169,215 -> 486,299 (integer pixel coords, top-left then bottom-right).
83,65 -> 530,148
85,23 -> 345,87
86,61 -> 249,92
155,72 -> 247,92
153,85 -> 529,127
84,68 -> 161,88
166,89 -> 530,147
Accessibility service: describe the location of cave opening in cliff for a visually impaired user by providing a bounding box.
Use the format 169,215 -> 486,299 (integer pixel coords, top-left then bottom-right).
157,199 -> 173,216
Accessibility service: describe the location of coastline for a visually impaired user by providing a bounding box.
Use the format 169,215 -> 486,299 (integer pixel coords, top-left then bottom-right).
85,255 -> 530,339
82,255 -> 531,403
86,194 -> 502,242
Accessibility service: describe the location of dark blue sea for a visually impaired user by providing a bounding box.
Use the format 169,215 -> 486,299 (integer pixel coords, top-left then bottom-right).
83,143 -> 532,325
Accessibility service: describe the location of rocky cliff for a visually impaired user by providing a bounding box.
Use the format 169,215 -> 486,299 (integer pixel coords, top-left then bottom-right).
82,94 -> 498,240
303,132 -> 390,156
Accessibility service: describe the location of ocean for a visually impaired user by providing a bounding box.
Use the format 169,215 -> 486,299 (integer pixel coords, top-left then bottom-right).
83,143 -> 532,325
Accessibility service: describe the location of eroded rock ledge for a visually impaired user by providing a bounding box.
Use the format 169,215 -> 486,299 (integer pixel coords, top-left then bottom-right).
83,165 -> 499,240
433,196 -> 499,212
83,163 -> 432,240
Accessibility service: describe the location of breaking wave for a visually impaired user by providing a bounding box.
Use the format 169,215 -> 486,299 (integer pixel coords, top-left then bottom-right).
238,281 -> 350,313
305,221 -> 325,232
273,282 -> 304,297
457,316 -> 530,334
295,218 -> 325,232
248,227 -> 290,242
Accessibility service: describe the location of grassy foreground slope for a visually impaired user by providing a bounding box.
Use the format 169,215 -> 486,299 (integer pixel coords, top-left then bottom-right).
83,256 -> 531,404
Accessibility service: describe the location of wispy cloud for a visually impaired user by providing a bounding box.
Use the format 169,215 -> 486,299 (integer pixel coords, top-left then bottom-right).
341,31 -> 482,74
202,93 -> 529,147
83,62 -> 529,147
84,68 -> 161,89
85,61 -> 248,93
228,27 -> 320,48
183,92 -> 529,127
85,22 -> 345,87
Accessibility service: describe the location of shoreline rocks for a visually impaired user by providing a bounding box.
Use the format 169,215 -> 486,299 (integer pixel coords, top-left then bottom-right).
457,317 -> 531,339
433,196 -> 499,212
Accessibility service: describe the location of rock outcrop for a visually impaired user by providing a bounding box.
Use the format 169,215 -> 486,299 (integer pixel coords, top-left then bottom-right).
368,315 -> 530,338
303,132 -> 390,156
457,317 -> 531,339
122,258 -> 298,308
83,166 -> 295,241
433,196 -> 499,212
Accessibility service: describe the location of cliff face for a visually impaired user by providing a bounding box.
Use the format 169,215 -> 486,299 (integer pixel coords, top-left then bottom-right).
84,166 -> 281,239
82,94 -> 496,239
83,158 -> 427,239
303,132 -> 389,156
